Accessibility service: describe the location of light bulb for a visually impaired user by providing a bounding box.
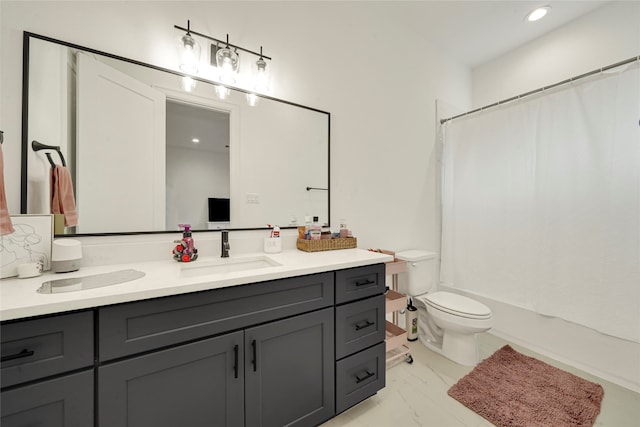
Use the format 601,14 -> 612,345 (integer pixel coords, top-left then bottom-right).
216,47 -> 239,84
178,34 -> 200,74
215,85 -> 230,100
246,93 -> 259,107
526,6 -> 550,22
181,76 -> 196,92
253,57 -> 270,93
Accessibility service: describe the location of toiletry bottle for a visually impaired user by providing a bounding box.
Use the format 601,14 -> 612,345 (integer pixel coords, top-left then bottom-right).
340,219 -> 349,238
406,298 -> 418,341
310,216 -> 321,240
179,224 -> 194,252
304,216 -> 313,240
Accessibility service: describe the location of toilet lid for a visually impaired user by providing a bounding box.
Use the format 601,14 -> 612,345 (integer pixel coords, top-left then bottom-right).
423,292 -> 492,319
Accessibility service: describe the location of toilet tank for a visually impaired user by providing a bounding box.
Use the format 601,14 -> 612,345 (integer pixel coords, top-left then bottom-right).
395,250 -> 437,296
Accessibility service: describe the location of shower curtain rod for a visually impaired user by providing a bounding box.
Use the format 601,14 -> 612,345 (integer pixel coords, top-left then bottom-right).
440,55 -> 640,125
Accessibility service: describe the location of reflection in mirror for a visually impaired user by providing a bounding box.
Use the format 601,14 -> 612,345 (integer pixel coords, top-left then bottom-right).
166,101 -> 230,230
22,33 -> 330,236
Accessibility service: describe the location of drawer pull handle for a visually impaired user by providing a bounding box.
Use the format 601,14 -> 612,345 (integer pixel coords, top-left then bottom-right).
355,370 -> 375,383
252,340 -> 257,372
355,279 -> 375,287
233,345 -> 239,379
1,349 -> 35,362
355,320 -> 375,331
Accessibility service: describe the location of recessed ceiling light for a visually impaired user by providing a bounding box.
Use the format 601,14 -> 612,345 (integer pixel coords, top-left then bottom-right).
526,6 -> 550,22
192,138 -> 200,144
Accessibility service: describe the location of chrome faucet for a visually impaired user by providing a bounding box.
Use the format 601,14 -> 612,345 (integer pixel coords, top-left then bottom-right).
221,230 -> 230,258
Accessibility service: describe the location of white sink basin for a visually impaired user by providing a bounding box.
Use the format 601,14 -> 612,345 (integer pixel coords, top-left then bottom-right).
180,255 -> 282,277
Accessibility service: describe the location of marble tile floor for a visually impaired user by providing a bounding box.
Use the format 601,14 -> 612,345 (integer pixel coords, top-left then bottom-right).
323,333 -> 640,427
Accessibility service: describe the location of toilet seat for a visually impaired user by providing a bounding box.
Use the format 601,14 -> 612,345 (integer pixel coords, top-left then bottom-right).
420,291 -> 491,320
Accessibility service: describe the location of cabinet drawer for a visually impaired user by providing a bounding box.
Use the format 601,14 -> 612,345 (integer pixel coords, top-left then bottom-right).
336,342 -> 386,414
1,370 -> 94,426
335,264 -> 385,304
99,272 -> 334,361
335,294 -> 385,359
1,311 -> 94,388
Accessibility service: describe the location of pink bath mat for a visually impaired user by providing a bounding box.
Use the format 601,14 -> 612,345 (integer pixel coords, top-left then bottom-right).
448,345 -> 604,426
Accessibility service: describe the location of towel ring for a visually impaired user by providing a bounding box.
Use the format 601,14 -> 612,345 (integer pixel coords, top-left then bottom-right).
32,140 -> 67,167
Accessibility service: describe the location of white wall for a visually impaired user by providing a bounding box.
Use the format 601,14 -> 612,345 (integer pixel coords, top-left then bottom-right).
466,1 -> 640,392
0,1 -> 470,255
166,146 -> 229,230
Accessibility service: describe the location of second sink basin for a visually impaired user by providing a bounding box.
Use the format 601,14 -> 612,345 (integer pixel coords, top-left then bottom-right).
180,255 -> 282,278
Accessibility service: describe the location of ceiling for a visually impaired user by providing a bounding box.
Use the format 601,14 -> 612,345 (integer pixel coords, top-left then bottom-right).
166,100 -> 230,152
393,1 -> 611,68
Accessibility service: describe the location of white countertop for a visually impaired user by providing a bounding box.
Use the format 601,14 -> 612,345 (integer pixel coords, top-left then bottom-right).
0,249 -> 393,321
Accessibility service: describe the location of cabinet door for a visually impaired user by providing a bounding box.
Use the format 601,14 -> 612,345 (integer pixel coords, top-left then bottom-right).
245,308 -> 335,427
1,370 -> 93,427
99,331 -> 243,427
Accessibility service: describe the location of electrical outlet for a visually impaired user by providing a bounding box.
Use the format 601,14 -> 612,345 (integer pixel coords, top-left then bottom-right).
246,193 -> 260,204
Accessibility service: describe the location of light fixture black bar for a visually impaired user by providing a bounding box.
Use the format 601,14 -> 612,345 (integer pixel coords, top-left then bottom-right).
306,187 -> 328,191
174,24 -> 272,61
440,55 -> 640,125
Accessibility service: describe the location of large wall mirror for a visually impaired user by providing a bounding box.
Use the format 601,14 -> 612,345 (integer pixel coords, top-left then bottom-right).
21,32 -> 330,236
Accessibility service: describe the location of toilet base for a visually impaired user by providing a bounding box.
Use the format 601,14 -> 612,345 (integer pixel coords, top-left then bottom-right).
419,331 -> 480,366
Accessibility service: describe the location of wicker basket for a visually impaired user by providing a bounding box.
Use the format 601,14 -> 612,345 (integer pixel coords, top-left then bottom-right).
296,237 -> 357,252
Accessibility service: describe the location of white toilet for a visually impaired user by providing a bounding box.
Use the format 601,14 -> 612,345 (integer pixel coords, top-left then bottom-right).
395,250 -> 492,366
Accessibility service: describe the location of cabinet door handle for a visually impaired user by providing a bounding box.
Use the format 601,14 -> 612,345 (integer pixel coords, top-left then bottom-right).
355,279 -> 375,287
252,340 -> 257,372
233,345 -> 239,379
1,349 -> 35,362
355,370 -> 375,383
355,320 -> 375,331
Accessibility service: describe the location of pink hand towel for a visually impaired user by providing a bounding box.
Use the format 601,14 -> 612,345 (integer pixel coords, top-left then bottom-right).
0,143 -> 15,236
50,165 -> 78,227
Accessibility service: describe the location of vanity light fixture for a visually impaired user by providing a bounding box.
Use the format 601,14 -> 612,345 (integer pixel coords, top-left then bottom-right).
173,20 -> 272,92
214,85 -> 231,100
177,20 -> 201,74
526,5 -> 551,22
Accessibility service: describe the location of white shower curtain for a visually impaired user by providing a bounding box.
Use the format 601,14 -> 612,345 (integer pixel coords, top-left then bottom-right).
441,63 -> 640,343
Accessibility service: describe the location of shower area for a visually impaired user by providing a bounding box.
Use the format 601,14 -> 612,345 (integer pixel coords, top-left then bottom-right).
438,58 -> 640,392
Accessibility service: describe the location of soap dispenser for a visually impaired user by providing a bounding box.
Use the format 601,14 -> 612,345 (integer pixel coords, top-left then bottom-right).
173,224 -> 198,262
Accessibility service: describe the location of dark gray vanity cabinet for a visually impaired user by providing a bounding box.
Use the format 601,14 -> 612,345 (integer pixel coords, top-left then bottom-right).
98,308 -> 335,427
0,311 -> 94,426
334,264 -> 387,414
97,271 -> 335,427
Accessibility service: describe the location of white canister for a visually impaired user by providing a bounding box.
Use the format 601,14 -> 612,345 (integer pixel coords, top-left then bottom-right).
52,239 -> 83,273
